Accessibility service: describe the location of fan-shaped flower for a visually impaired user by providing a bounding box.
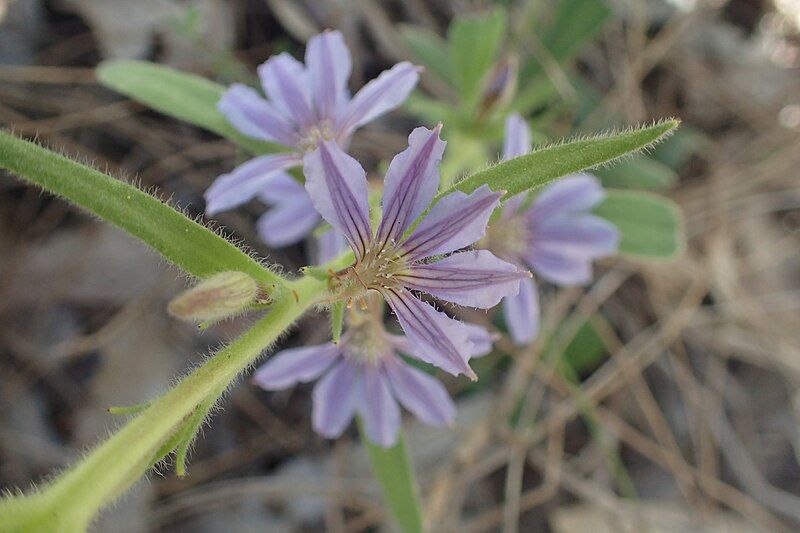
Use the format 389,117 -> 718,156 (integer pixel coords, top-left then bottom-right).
253,306 -> 495,446
303,124 -> 530,379
483,114 -> 621,344
205,30 -> 420,255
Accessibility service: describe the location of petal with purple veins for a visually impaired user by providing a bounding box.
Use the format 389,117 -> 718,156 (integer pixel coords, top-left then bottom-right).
312,359 -> 359,438
400,185 -> 503,261
503,113 -> 531,160
305,30 -> 352,121
527,174 -> 606,224
258,53 -> 315,129
336,62 -> 420,139
358,365 -> 401,447
205,153 -> 301,215
376,125 -> 446,245
503,276 -> 540,345
303,140 -> 372,260
253,343 -> 341,390
397,250 -> 527,308
382,356 -> 455,427
218,83 -> 298,147
382,288 -> 475,379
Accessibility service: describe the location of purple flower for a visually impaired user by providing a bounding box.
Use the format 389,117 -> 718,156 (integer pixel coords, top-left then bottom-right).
484,114 -> 620,344
252,309 -> 494,446
205,30 -> 421,252
303,124 -> 530,379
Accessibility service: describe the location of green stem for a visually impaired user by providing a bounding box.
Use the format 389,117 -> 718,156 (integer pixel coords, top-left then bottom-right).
0,275 -> 327,531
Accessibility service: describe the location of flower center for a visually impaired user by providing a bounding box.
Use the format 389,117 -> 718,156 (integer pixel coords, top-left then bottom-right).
480,217 -> 530,260
333,241 -> 409,301
341,298 -> 393,364
297,119 -> 335,153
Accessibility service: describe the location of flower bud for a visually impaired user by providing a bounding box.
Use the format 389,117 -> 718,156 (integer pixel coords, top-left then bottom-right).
478,55 -> 518,117
168,271 -> 258,323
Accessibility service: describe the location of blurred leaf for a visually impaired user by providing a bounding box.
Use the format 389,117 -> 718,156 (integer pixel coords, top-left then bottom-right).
400,24 -> 454,85
595,189 -> 684,259
595,156 -> 678,190
97,60 -> 281,155
561,320 -> 607,374
0,131 -> 282,284
405,93 -> 454,125
446,119 -> 680,200
650,126 -> 710,168
361,424 -> 423,533
448,7 -> 507,106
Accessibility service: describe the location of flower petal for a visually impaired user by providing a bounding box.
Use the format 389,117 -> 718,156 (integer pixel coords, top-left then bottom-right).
205,153 -> 301,215
528,174 -> 605,224
397,250 -> 528,308
503,113 -> 531,160
257,172 -> 307,204
358,365 -> 401,447
312,359 -> 359,438
534,214 -> 620,257
252,343 -> 341,390
503,276 -> 540,345
303,140 -> 372,260
382,288 -> 475,379
305,30 -> 351,121
256,196 -> 320,247
218,83 -> 297,147
336,62 -> 420,139
400,185 -> 503,261
376,125 -> 446,245
258,52 -> 314,129
382,356 -> 455,427
465,323 -> 498,357
314,228 -> 349,265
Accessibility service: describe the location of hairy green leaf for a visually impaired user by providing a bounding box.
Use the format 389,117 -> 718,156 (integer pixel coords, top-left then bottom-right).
97,60 -> 281,155
446,119 -> 679,200
361,423 -> 423,533
595,189 -> 684,259
0,131 -> 281,284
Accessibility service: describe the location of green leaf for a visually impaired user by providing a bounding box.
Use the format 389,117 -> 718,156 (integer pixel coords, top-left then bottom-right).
595,189 -> 684,259
445,120 -> 680,200
541,0 -> 611,64
0,131 -> 281,284
561,320 -> 607,374
400,25 -> 454,85
97,60 -> 280,156
108,402 -> 151,416
331,300 -> 344,344
448,7 -> 507,105
361,423 -> 423,533
594,155 -> 678,190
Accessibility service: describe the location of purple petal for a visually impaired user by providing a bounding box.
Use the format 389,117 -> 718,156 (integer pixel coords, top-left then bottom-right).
501,193 -> 527,220
528,174 -> 606,224
382,356 -> 455,427
258,53 -> 314,129
314,228 -> 349,265
218,83 -> 298,147
336,62 -> 421,139
358,365 -> 401,447
205,153 -> 301,215
258,172 -> 307,204
397,250 -> 528,308
376,125 -> 446,245
312,359 -> 359,438
400,185 -> 503,261
252,343 -> 341,390
382,288 -> 476,379
305,30 -> 351,121
533,214 -> 620,258
256,196 -> 320,247
503,113 -> 531,160
465,323 -> 498,357
503,276 -> 540,344
303,140 -> 372,260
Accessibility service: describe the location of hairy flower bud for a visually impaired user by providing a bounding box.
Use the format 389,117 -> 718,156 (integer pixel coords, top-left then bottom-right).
168,271 -> 258,323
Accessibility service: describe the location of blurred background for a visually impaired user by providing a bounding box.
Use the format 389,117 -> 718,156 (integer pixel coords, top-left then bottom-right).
1,0 -> 799,531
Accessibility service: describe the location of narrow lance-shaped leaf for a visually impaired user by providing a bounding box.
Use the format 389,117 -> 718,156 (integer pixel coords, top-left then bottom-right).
400,25 -> 455,85
360,421 -> 424,533
448,7 -> 507,106
443,120 -> 679,200
96,60 -> 281,155
594,189 -> 684,259
0,131 -> 282,284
